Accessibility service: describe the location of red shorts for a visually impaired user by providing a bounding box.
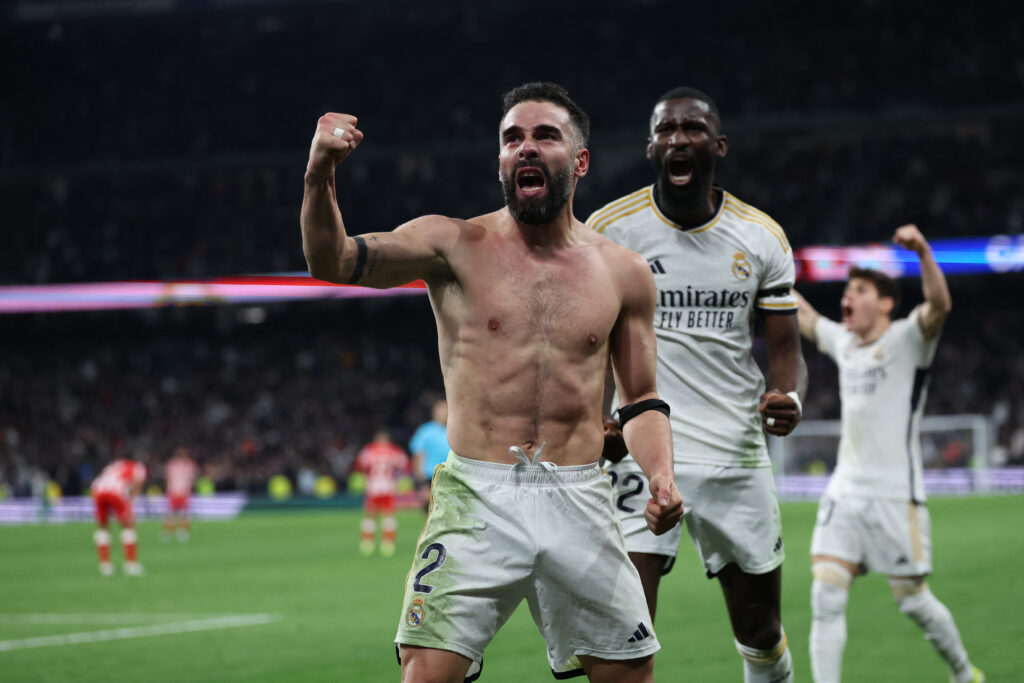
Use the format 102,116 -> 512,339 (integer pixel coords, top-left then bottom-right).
364,494 -> 396,515
168,494 -> 190,512
94,492 -> 133,526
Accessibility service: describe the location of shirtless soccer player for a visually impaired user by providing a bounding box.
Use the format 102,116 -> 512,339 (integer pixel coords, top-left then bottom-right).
301,82 -> 683,683
588,87 -> 806,683
796,224 -> 984,683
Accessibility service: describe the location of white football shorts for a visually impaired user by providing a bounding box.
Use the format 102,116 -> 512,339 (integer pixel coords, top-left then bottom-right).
395,452 -> 659,678
608,458 -> 785,577
810,495 -> 932,576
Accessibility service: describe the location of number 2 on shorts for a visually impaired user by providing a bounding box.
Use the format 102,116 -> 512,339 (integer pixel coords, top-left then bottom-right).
608,472 -> 645,513
412,542 -> 448,594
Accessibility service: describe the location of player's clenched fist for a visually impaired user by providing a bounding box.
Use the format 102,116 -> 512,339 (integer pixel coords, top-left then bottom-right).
645,472 -> 683,536
759,389 -> 802,437
305,113 -> 364,184
892,223 -> 929,255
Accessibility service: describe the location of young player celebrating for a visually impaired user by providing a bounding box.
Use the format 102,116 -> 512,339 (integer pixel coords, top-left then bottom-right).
91,455 -> 147,576
796,224 -> 984,683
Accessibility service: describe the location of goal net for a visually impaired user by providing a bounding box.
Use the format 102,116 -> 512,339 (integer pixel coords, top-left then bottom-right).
767,414 -> 1023,499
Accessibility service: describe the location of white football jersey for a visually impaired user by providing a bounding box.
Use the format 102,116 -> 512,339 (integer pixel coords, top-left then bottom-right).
815,307 -> 938,502
588,186 -> 797,467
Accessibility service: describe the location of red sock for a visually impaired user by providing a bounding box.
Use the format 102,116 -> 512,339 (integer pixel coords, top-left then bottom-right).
94,529 -> 111,562
121,529 -> 138,563
360,517 -> 376,545
382,517 -> 397,545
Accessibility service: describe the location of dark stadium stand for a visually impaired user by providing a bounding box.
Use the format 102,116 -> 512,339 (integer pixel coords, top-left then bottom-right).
2,0 -> 1021,494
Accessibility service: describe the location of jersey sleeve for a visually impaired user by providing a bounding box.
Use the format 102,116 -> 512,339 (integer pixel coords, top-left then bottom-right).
815,316 -> 845,360
897,306 -> 941,367
756,227 -> 797,314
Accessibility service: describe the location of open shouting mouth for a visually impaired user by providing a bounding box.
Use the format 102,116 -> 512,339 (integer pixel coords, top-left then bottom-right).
515,166 -> 547,198
666,155 -> 694,186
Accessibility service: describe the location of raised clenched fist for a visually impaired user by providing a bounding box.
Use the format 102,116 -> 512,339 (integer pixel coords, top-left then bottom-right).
892,224 -> 929,256
305,113 -> 364,184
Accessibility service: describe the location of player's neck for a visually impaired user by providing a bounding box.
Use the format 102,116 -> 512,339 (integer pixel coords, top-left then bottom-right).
855,316 -> 892,345
509,205 -> 578,251
654,183 -> 722,228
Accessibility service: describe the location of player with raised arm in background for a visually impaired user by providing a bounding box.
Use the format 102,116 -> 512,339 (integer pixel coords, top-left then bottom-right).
353,428 -> 411,557
796,224 -> 984,683
91,455 -> 147,576
162,446 -> 198,542
588,87 -> 806,683
301,82 -> 683,683
409,398 -> 450,511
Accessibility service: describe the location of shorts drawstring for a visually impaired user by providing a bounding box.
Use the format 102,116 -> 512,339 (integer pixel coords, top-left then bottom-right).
509,441 -> 547,466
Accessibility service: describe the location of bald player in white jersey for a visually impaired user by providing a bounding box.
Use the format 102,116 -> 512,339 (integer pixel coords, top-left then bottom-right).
796,224 -> 984,683
302,82 -> 682,683
588,87 -> 806,683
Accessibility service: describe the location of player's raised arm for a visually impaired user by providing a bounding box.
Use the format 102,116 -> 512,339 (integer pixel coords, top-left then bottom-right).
609,250 -> 682,536
794,290 -> 821,342
301,113 -> 452,288
893,224 -> 952,340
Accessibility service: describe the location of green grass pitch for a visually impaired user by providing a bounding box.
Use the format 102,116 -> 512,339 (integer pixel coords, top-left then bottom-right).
1,495 -> 1021,681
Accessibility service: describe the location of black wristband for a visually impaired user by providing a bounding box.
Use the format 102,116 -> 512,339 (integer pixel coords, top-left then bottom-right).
617,398 -> 671,429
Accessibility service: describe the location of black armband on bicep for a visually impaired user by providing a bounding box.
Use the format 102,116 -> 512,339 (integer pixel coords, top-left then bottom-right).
617,398 -> 671,429
347,235 -> 368,284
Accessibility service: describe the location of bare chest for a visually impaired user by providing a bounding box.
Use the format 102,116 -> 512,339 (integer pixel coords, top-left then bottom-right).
448,239 -> 620,351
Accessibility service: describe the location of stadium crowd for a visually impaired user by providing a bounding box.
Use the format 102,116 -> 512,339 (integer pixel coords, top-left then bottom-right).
2,0 -> 1022,495
2,274 -> 1023,498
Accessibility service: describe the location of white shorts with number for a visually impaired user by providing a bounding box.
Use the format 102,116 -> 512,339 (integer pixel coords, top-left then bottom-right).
810,495 -> 932,576
395,452 -> 659,678
608,459 -> 785,577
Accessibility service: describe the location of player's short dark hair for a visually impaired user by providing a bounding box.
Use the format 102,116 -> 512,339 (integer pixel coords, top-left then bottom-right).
653,86 -> 722,130
501,82 -> 590,148
849,266 -> 901,317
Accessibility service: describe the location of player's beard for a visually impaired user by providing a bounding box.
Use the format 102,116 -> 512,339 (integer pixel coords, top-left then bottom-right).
501,161 -> 574,225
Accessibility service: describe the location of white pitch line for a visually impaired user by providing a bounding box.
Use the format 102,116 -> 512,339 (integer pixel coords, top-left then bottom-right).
0,614 -> 241,625
0,614 -> 279,653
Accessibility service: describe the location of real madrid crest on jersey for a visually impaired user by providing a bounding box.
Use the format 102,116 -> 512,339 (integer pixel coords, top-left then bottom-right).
406,598 -> 425,628
732,252 -> 752,280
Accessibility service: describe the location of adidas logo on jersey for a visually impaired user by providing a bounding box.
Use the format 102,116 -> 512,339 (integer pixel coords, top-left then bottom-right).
649,259 -> 666,274
774,536 -> 783,553
627,622 -> 651,643
895,555 -> 909,565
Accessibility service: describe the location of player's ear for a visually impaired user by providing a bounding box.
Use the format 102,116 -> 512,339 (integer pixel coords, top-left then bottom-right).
574,147 -> 589,178
646,137 -> 653,160
715,134 -> 728,159
880,296 -> 895,317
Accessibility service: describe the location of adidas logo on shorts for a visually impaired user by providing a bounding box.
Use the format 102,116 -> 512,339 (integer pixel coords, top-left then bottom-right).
627,622 -> 651,643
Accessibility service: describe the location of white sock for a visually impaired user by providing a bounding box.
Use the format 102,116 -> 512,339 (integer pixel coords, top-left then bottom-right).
735,630 -> 793,683
891,578 -> 973,680
810,562 -> 853,683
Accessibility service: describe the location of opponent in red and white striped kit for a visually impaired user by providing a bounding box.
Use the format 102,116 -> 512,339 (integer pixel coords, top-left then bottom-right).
162,447 -> 198,543
91,457 -> 147,576
352,429 -> 411,556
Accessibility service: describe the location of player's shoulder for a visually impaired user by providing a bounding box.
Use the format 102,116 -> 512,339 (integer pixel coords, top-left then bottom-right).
720,191 -> 791,254
585,186 -> 654,234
